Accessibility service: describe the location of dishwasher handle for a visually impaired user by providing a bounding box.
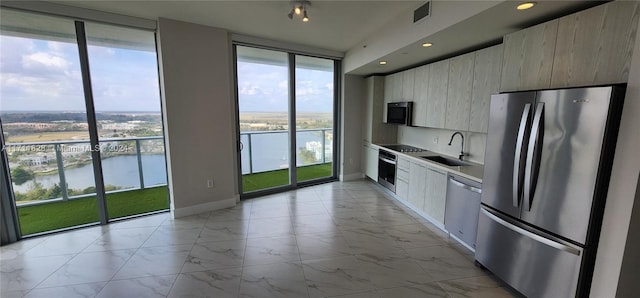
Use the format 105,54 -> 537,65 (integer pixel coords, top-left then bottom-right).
449,177 -> 482,194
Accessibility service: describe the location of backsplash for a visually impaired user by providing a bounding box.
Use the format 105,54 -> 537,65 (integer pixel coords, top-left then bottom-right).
397,126 -> 487,164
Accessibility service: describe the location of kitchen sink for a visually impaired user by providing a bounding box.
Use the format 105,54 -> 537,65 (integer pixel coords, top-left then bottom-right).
420,155 -> 471,167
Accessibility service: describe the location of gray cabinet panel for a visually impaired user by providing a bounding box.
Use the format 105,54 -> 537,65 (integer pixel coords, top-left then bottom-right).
425,167 -> 447,224
426,59 -> 449,128
470,44 -> 503,133
383,75 -> 393,123
501,20 -> 558,92
446,52 -> 474,131
551,1 -> 640,88
402,69 -> 415,101
413,65 -> 430,127
408,162 -> 426,210
392,72 -> 404,102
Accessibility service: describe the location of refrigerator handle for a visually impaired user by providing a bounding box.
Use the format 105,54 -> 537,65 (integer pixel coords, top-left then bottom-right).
524,102 -> 545,212
512,103 -> 531,208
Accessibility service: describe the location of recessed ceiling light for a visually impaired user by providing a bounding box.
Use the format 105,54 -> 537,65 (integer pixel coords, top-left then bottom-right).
516,2 -> 536,10
379,61 -> 387,65
422,42 -> 433,48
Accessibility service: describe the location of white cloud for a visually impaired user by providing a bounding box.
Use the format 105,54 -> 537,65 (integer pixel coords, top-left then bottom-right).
22,52 -> 69,70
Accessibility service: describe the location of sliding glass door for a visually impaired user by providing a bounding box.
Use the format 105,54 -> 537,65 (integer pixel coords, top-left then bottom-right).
0,9 -> 169,237
294,55 -> 335,183
235,45 -> 338,195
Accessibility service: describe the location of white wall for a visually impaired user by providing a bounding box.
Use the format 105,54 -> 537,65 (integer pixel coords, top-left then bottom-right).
340,74 -> 365,180
344,1 -> 500,73
397,126 -> 486,164
590,14 -> 640,297
157,18 -> 238,217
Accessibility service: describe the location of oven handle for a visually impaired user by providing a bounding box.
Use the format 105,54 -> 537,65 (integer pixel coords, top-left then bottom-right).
379,156 -> 397,165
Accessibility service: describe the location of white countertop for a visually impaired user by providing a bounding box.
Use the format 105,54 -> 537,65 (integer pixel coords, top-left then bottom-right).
371,143 -> 484,183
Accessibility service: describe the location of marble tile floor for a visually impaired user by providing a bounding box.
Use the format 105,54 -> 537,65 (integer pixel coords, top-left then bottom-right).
1,180 -> 519,298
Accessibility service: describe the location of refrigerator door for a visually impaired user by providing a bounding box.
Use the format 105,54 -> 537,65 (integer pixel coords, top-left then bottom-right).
476,207 -> 583,298
520,87 -> 613,244
481,92 -> 536,218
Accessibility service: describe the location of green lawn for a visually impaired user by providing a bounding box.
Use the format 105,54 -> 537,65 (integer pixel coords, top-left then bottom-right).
17,186 -> 169,236
242,163 -> 332,193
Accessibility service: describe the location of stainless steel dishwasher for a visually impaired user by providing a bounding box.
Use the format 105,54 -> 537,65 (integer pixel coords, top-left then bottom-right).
444,173 -> 482,250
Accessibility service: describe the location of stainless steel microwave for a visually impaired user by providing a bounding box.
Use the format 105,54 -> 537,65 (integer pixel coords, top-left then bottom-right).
386,102 -> 413,126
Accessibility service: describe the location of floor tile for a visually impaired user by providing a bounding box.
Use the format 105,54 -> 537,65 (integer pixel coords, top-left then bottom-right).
247,217 -> 294,238
356,250 -> 436,289
376,283 -> 449,298
0,237 -> 48,261
1,254 -> 74,292
302,256 -> 374,298
109,213 -> 169,230
181,240 -> 245,272
438,275 -> 518,298
23,230 -> 102,257
113,245 -> 191,279
243,236 -> 300,266
405,245 -> 486,282
385,223 -> 448,249
25,282 -> 106,298
168,268 -> 242,298
239,261 -> 308,298
38,250 -> 134,288
96,275 -> 176,298
198,220 -> 249,242
296,232 -> 353,261
84,227 -> 157,252
292,214 -> 338,235
141,226 -> 201,247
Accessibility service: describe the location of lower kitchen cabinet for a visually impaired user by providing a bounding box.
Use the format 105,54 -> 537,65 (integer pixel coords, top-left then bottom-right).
363,144 -> 378,180
396,157 -> 410,201
408,162 -> 427,210
424,167 -> 447,224
396,177 -> 409,201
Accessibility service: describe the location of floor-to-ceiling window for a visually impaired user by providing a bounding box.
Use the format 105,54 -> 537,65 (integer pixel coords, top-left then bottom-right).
235,45 -> 338,195
0,9 -> 169,238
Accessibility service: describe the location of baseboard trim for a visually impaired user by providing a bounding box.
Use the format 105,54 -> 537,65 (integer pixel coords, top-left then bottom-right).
172,197 -> 236,218
340,172 -> 363,181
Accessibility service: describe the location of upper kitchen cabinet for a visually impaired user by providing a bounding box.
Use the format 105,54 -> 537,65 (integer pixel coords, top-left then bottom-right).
413,64 -> 430,127
446,52 -> 475,131
551,1 -> 640,88
470,44 -> 503,133
402,68 -> 415,101
392,72 -> 404,101
426,59 -> 449,128
501,20 -> 558,92
365,76 -> 397,142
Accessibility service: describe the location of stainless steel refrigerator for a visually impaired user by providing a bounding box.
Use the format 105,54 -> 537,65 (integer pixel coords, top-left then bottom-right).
475,86 -> 626,298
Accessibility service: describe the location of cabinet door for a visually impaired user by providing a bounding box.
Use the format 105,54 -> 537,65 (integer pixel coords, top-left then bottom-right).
413,65 -> 430,127
551,1 -> 640,88
396,177 -> 409,201
501,20 -> 558,92
446,52 -> 474,131
424,168 -> 447,224
363,144 -> 378,180
383,75 -> 393,123
402,68 -> 415,100
392,72 -> 404,102
408,162 -> 427,210
470,44 -> 503,133
426,59 -> 449,128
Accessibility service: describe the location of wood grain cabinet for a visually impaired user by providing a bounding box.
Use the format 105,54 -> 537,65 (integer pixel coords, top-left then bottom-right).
551,1 -> 640,88
391,72 -> 404,102
408,162 -> 427,210
402,69 -> 415,101
424,167 -> 447,224
364,77 -> 397,143
426,59 -> 449,128
363,144 -> 378,180
470,44 -> 503,133
446,52 -> 475,131
412,64 -> 430,127
500,20 -> 558,92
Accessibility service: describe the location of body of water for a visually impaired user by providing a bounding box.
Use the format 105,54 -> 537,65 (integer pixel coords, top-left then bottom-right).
13,154 -> 167,193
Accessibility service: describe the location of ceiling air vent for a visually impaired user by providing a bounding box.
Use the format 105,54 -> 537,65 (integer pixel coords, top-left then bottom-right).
413,1 -> 431,23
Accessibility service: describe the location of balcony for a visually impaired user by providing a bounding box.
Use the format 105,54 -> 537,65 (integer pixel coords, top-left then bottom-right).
240,128 -> 334,192
6,129 -> 334,235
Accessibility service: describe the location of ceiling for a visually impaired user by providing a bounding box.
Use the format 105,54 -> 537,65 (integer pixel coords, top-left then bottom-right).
51,0 -> 602,76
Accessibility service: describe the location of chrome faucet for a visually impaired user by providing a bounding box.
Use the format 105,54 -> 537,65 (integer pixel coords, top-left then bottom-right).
448,132 -> 465,160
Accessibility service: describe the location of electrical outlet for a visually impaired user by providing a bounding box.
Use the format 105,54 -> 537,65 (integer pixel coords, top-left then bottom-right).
433,136 -> 439,144
207,179 -> 214,188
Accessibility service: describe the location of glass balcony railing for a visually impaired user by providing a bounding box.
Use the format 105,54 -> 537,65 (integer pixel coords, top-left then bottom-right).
240,128 -> 333,175
5,136 -> 167,207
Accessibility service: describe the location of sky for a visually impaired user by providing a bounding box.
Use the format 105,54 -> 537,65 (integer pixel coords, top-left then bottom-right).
1,33 -> 334,114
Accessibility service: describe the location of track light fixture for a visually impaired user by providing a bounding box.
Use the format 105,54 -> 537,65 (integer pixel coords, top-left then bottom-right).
288,1 -> 310,22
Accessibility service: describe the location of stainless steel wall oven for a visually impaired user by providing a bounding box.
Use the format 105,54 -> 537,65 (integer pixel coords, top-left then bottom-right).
377,149 -> 397,192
